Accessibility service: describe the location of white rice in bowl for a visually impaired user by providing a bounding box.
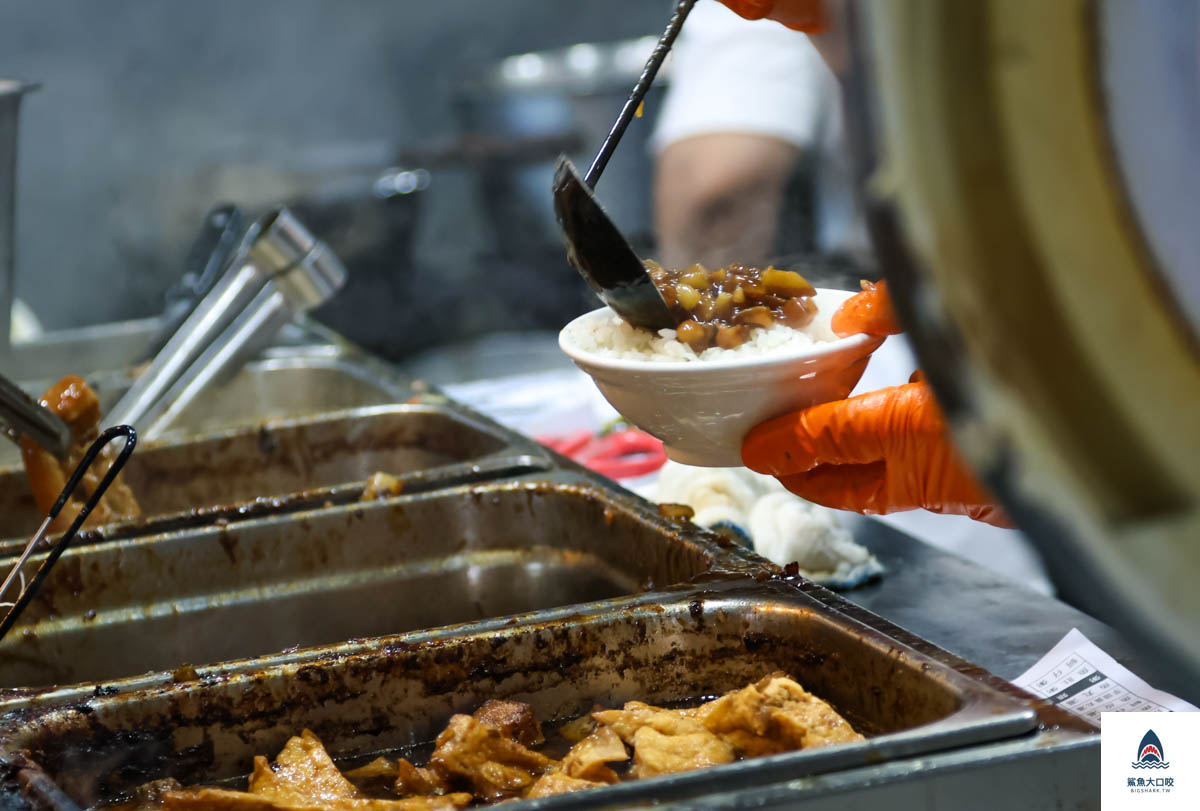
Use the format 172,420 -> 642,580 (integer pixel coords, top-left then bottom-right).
564,304 -> 839,363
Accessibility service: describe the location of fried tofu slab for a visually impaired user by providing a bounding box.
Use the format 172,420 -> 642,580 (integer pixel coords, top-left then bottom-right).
143,674 -> 860,809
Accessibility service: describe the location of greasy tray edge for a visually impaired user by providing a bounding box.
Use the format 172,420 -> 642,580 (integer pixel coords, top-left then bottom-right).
0,578 -> 1040,811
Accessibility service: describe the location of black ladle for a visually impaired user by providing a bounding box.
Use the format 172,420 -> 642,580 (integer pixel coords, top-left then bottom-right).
553,0 -> 697,331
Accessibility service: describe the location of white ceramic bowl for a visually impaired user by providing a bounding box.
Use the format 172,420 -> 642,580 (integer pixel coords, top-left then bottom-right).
559,288 -> 883,467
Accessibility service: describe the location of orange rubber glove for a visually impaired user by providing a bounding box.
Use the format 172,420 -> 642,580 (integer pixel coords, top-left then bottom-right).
719,0 -> 829,32
742,281 -> 1013,527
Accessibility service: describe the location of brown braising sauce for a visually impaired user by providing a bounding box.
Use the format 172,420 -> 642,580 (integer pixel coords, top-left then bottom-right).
646,261 -> 818,352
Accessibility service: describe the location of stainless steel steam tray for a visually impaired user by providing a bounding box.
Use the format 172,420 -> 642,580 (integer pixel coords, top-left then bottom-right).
0,579 -> 1038,811
0,472 -> 761,691
0,401 -> 553,554
0,350 -> 420,472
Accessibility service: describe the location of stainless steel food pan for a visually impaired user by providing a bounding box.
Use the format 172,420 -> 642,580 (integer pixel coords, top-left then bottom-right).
142,350 -> 416,439
0,349 -> 417,470
0,579 -> 1038,810
0,473 -> 751,690
0,402 -> 551,550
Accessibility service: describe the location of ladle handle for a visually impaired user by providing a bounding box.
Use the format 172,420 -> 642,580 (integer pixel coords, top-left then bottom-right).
583,0 -> 697,188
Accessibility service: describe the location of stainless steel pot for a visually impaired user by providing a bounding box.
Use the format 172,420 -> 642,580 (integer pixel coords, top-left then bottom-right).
0,80 -> 36,363
455,36 -> 670,261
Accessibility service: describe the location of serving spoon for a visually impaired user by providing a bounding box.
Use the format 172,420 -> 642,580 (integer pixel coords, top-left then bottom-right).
552,0 -> 697,332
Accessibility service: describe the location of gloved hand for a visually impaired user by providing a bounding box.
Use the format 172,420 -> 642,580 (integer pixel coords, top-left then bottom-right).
741,281 -> 1013,527
718,0 -> 829,32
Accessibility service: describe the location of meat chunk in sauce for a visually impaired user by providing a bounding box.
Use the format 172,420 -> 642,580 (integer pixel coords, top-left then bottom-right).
19,375 -> 140,531
647,261 -> 818,352
471,699 -> 545,748
428,714 -> 556,801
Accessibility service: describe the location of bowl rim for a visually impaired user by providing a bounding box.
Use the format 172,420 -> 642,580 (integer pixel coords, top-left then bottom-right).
558,289 -> 882,374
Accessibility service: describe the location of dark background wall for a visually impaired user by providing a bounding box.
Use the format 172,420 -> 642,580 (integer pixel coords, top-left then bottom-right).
0,0 -> 666,356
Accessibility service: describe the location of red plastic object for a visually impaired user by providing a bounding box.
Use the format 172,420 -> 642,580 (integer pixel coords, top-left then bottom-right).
539,429 -> 667,480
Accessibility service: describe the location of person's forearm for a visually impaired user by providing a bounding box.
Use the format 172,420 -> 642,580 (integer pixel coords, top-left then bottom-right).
654,133 -> 800,270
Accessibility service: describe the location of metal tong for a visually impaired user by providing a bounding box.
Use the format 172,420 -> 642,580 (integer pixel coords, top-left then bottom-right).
0,370 -> 71,458
0,424 -> 136,642
107,207 -> 347,440
137,203 -> 246,363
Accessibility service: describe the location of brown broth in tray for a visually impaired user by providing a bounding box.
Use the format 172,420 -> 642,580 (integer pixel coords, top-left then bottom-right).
104,675 -> 863,809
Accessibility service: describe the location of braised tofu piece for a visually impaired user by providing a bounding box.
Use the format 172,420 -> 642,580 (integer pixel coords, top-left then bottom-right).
429,714 -> 557,801
344,757 -> 447,798
591,701 -> 733,780
629,727 -> 735,779
556,713 -> 598,743
344,757 -> 398,783
392,760 -> 447,798
164,731 -> 468,811
361,472 -> 405,501
150,676 -> 863,810
248,730 -> 361,804
163,789 -> 469,811
591,700 -> 707,742
560,725 -> 628,783
107,778 -> 184,811
523,773 -> 608,799
702,673 -> 864,757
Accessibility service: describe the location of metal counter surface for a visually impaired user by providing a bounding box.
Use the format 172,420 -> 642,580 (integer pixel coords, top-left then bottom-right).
842,516 -> 1191,704
657,517 -> 1112,810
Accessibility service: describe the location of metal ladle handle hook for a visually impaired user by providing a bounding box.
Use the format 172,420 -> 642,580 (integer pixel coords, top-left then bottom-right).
0,424 -> 137,641
583,0 -> 697,188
